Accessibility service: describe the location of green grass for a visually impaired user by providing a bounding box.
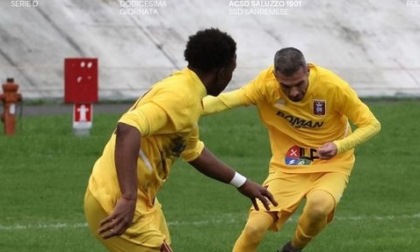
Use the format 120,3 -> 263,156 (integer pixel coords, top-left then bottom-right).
0,100 -> 419,251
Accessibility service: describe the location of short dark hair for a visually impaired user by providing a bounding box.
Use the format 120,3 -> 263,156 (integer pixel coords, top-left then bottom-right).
184,28 -> 236,72
274,47 -> 306,76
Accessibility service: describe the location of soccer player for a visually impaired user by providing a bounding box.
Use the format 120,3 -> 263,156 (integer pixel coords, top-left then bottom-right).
83,28 -> 277,252
202,47 -> 381,252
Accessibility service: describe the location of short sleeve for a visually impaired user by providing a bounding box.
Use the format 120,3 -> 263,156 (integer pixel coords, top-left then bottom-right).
118,102 -> 169,136
180,127 -> 205,162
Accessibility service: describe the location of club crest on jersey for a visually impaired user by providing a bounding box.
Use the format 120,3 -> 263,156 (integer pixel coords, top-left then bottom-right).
313,100 -> 326,116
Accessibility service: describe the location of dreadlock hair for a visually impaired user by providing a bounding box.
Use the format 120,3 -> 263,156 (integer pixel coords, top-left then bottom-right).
184,28 -> 236,72
274,47 -> 307,76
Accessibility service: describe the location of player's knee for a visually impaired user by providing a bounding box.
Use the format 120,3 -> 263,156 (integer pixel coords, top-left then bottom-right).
305,190 -> 335,221
242,224 -> 266,242
240,211 -> 274,244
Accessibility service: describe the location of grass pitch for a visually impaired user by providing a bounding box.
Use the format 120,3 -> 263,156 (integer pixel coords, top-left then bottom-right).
0,99 -> 419,252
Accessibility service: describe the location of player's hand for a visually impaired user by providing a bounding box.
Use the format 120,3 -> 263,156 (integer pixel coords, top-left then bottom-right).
98,197 -> 136,239
237,180 -> 278,211
317,142 -> 338,160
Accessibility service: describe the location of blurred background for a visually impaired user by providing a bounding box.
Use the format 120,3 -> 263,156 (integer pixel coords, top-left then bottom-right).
0,0 -> 419,100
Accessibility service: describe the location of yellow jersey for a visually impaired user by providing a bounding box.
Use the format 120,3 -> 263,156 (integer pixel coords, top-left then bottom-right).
88,68 -> 206,213
203,64 -> 380,175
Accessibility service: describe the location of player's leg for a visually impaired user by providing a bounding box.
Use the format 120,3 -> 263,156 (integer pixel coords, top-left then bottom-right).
292,189 -> 335,249
84,190 -> 169,252
102,239 -> 163,252
157,200 -> 173,252
233,211 -> 275,252
233,171 -> 306,252
286,172 -> 349,250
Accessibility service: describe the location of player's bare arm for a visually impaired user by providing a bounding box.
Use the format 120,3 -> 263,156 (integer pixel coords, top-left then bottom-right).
99,123 -> 140,239
189,147 -> 278,210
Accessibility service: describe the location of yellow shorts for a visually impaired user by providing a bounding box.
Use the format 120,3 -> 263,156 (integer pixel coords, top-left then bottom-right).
253,170 -> 349,231
84,189 -> 171,252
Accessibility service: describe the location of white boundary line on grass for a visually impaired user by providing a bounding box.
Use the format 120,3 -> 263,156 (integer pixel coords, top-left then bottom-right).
1,213 -> 420,231
335,212 -> 420,221
0,222 -> 88,230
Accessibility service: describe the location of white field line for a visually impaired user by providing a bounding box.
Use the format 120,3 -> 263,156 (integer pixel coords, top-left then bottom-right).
0,222 -> 88,230
1,213 -> 419,231
335,212 -> 420,221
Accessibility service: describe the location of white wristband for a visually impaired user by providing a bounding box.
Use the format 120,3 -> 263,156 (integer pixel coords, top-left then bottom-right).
230,172 -> 247,188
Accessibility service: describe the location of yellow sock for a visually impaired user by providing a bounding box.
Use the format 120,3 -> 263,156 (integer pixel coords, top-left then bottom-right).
292,190 -> 335,249
232,211 -> 274,252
